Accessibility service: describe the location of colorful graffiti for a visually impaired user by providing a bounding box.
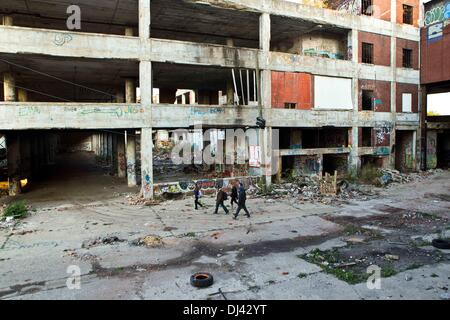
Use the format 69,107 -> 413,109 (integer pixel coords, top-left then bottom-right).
424,1 -> 450,26
153,176 -> 258,196
303,48 -> 345,60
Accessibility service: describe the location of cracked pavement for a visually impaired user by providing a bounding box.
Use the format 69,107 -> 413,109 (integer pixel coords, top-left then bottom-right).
1,171 -> 449,300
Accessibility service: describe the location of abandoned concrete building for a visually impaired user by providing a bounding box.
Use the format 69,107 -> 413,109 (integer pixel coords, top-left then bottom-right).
420,0 -> 450,171
0,0 -> 423,199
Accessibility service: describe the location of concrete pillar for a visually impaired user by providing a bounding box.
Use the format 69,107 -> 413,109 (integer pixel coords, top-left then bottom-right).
117,135 -> 126,178
18,88 -> 28,102
139,0 -> 151,39
126,133 -> 137,187
7,134 -> 22,196
2,15 -> 13,26
3,72 -> 16,102
259,13 -> 271,52
139,60 -> 152,107
227,80 -> 234,105
125,27 -> 134,36
115,90 -> 125,103
349,29 -> 361,176
107,133 -> 113,166
226,38 -> 234,47
125,79 -> 136,103
140,128 -> 154,199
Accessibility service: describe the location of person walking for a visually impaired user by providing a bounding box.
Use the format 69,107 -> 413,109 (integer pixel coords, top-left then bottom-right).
230,181 -> 239,209
214,187 -> 229,215
234,182 -> 250,219
194,183 -> 204,210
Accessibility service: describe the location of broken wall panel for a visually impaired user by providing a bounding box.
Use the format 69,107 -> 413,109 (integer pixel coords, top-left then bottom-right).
271,72 -> 312,109
314,76 -> 353,110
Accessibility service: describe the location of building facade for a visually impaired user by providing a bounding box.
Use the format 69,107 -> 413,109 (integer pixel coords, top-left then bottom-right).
0,0 -> 421,198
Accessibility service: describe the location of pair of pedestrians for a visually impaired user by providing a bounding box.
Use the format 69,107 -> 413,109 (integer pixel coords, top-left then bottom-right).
215,181 -> 250,219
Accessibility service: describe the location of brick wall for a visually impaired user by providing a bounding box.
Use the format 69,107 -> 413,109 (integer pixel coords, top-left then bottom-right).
358,31 -> 391,67
396,38 -> 419,69
359,79 -> 391,112
396,0 -> 420,27
396,83 -> 419,113
421,24 -> 450,84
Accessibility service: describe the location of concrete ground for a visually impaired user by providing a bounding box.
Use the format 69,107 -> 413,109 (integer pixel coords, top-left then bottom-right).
0,169 -> 449,300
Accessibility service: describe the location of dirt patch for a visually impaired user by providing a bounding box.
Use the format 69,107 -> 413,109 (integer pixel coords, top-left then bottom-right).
131,235 -> 165,248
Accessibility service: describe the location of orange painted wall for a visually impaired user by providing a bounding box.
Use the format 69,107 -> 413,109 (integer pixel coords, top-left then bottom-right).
271,72 -> 312,110
373,0 -> 392,22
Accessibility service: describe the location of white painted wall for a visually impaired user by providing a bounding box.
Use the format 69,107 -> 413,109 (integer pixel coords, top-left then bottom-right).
314,76 -> 353,110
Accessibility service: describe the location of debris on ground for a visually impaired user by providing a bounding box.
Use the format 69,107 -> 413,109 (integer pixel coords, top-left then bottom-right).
131,235 -> 164,247
126,194 -> 162,206
82,235 -> 125,248
378,169 -> 439,186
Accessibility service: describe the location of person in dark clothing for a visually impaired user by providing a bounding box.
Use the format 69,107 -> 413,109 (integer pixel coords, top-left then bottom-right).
230,181 -> 239,208
194,183 -> 204,210
234,183 -> 250,219
214,187 -> 229,215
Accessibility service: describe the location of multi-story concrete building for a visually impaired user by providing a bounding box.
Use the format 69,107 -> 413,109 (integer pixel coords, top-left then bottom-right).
0,0 -> 421,199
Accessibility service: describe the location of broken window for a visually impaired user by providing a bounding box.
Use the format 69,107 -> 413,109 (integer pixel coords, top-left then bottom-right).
402,49 -> 413,68
362,128 -> 373,147
284,103 -> 297,109
361,0 -> 373,16
362,42 -> 374,64
403,5 -> 413,25
362,90 -> 374,111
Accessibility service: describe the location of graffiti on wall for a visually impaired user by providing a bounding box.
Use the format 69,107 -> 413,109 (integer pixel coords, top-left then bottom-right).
374,124 -> 392,147
153,176 -> 258,196
424,1 -> 450,26
79,106 -> 144,118
426,132 -> 438,169
18,106 -> 41,117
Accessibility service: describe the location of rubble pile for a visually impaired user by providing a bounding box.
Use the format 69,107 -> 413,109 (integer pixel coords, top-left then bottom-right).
126,194 -> 162,206
378,169 -> 439,186
251,176 -> 377,204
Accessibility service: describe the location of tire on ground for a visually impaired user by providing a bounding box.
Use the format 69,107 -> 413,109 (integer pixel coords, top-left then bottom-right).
432,239 -> 450,250
190,273 -> 214,288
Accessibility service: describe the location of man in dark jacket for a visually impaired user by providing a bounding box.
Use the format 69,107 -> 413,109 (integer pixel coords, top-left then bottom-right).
230,181 -> 239,208
234,183 -> 250,219
194,183 -> 204,210
214,187 -> 229,215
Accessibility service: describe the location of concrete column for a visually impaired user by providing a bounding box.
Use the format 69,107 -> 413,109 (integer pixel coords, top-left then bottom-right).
2,15 -> 13,26
125,79 -> 136,103
226,38 -> 234,47
139,60 -> 152,107
259,13 -> 271,52
7,134 -> 22,196
227,80 -> 234,105
126,133 -> 137,187
139,0 -> 151,39
117,135 -> 126,178
18,88 -> 28,102
140,127 -> 154,199
349,29 -> 360,176
107,133 -> 113,166
3,72 -> 16,102
115,90 -> 125,103
125,27 -> 134,37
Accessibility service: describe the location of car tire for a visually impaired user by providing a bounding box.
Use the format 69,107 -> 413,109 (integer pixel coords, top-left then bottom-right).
190,273 -> 214,288
432,239 -> 450,250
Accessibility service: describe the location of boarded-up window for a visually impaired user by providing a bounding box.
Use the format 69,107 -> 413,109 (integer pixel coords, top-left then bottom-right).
402,93 -> 412,112
314,76 -> 353,110
271,72 -> 312,110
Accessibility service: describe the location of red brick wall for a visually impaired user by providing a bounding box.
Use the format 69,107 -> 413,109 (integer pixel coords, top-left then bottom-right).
359,79 -> 391,112
396,0 -> 420,27
421,24 -> 450,84
396,38 -> 419,69
359,32 -> 391,67
396,83 -> 419,113
373,0 -> 392,22
271,71 -> 312,110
